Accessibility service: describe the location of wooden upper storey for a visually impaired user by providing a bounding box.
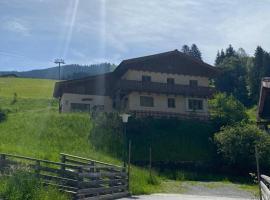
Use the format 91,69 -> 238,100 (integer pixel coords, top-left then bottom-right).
54,50 -> 219,98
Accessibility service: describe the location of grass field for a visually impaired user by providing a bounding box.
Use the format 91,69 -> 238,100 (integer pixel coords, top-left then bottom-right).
0,77 -> 161,196
0,77 -> 258,199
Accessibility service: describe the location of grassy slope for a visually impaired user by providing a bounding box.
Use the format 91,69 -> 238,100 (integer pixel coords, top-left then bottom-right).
247,106 -> 257,122
0,77 -> 56,99
0,77 -> 160,195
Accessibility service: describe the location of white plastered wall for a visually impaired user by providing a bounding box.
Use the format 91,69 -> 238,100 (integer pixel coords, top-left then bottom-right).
122,70 -> 209,87
61,93 -> 113,112
127,92 -> 208,116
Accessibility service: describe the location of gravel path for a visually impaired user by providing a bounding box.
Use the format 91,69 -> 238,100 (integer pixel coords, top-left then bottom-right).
121,181 -> 258,200
180,181 -> 256,199
121,193 -> 254,200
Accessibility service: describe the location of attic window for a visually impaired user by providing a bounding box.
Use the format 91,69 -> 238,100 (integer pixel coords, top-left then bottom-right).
189,80 -> 198,87
167,78 -> 175,85
142,75 -> 151,82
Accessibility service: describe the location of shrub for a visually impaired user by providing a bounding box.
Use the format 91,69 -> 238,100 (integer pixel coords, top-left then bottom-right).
90,114 -> 216,163
209,93 -> 248,127
89,113 -> 123,157
0,172 -> 69,200
214,122 -> 270,171
0,108 -> 7,122
0,172 -> 41,200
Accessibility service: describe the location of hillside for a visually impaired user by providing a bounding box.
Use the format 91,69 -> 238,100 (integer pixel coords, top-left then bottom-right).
0,63 -> 116,80
0,77 -> 56,99
0,77 -> 160,195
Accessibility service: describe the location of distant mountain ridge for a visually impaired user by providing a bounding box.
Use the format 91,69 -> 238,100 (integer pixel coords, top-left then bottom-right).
0,63 -> 116,80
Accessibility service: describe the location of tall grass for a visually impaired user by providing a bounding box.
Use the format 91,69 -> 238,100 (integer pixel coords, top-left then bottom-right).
0,172 -> 69,200
0,78 -> 161,195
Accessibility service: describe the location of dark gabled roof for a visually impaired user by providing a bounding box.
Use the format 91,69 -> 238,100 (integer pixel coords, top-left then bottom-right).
53,72 -> 115,97
114,49 -> 219,78
53,49 -> 219,98
258,77 -> 270,120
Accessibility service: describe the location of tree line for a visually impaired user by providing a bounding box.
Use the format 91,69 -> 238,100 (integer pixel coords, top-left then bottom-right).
182,44 -> 270,106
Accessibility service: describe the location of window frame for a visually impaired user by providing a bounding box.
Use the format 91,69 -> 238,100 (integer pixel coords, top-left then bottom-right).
142,75 -> 151,82
140,96 -> 154,107
70,103 -> 91,112
167,98 -> 176,108
187,98 -> 204,111
167,78 -> 175,85
189,80 -> 198,87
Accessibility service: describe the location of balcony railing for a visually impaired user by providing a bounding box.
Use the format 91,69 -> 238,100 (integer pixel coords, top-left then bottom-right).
114,80 -> 215,97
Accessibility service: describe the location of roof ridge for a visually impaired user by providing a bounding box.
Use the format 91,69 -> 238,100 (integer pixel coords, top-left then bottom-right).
122,49 -> 179,64
57,72 -> 114,84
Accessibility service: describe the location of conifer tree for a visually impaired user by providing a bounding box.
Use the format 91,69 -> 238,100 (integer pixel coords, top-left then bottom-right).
190,44 -> 202,61
249,46 -> 264,103
181,45 -> 190,54
225,44 -> 236,57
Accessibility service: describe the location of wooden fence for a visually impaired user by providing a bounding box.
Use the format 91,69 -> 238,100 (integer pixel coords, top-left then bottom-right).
260,175 -> 270,200
0,153 -> 129,200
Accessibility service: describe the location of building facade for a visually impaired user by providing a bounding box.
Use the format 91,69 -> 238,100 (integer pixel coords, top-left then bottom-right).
257,77 -> 270,130
53,50 -> 219,120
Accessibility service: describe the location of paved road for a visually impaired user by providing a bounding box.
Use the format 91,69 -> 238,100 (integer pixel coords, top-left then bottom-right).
120,194 -> 256,200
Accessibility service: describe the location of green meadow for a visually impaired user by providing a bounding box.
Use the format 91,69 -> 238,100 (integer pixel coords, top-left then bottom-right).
0,77 -> 161,196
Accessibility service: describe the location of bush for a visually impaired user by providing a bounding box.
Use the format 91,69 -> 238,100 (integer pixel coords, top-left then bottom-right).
209,93 -> 248,127
0,172 -> 41,200
90,114 -> 216,163
214,122 -> 270,172
0,108 -> 7,122
89,113 -> 123,157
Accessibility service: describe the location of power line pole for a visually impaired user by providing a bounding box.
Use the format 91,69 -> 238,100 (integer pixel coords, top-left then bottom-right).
54,59 -> 65,80
54,59 -> 65,113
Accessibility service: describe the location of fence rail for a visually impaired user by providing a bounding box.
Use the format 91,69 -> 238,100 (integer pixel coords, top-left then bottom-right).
261,175 -> 270,200
0,153 -> 129,200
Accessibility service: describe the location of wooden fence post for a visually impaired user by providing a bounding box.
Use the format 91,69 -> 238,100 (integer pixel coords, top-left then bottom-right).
149,146 -> 152,179
77,166 -> 83,199
61,154 -> 66,171
255,146 -> 262,200
0,154 -> 6,169
35,160 -> 40,179
128,140 -> 131,191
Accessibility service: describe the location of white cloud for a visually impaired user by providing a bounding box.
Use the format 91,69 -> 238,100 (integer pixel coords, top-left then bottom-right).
2,0 -> 270,70
3,18 -> 30,36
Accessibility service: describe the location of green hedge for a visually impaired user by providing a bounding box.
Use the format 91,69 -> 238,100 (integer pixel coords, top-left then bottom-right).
127,118 -> 216,162
90,114 -> 216,163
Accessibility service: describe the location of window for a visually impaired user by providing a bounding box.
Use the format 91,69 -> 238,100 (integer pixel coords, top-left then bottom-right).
140,96 -> 154,107
142,75 -> 151,82
70,103 -> 90,112
189,80 -> 198,87
188,99 -> 203,111
92,105 -> 104,111
167,78 -> 175,85
168,98 -> 175,108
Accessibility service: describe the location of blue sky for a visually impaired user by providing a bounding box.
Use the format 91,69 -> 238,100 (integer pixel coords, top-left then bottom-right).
1,0 -> 270,71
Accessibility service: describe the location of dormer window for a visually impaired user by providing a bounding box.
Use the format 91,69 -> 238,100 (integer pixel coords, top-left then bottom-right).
142,75 -> 151,82
167,78 -> 175,85
189,80 -> 198,87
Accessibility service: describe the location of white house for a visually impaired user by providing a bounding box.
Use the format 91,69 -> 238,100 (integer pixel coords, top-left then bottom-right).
53,50 -> 219,120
